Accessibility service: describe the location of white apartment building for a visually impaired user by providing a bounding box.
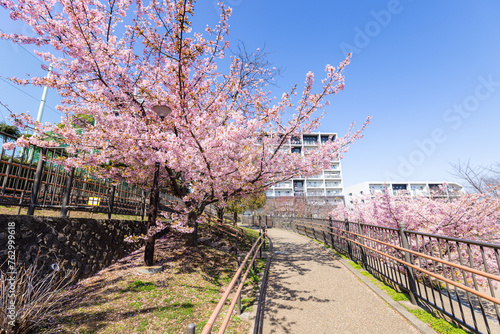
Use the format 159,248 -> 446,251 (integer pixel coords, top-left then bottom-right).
344,181 -> 464,209
265,132 -> 344,204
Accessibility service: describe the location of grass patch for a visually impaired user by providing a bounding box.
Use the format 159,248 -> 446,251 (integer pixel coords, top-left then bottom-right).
347,260 -> 363,270
240,226 -> 260,239
409,309 -> 472,334
125,280 -> 156,292
0,205 -> 143,220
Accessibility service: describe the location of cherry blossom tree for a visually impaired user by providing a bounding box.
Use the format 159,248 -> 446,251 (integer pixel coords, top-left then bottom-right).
1,0 -> 369,265
332,187 -> 500,242
331,186 -> 500,287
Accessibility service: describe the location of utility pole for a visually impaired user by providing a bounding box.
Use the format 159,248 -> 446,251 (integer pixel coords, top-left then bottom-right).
36,64 -> 53,123
26,65 -> 52,162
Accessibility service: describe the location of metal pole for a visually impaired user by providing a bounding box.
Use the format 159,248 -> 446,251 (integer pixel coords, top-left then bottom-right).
25,65 -> 53,162
60,167 -> 75,217
141,190 -> 146,221
27,147 -> 46,215
108,184 -> 116,220
263,228 -> 267,255
259,230 -> 263,259
357,218 -> 367,270
237,256 -> 242,315
187,323 -> 196,334
36,65 -> 53,123
398,221 -> 418,305
235,229 -> 239,257
329,217 -> 334,248
345,218 -> 352,260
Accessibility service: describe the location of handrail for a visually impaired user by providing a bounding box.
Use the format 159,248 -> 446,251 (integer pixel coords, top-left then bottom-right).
253,232 -> 273,334
218,238 -> 264,334
205,212 -> 247,233
295,222 -> 500,305
202,215 -> 242,240
296,223 -> 500,282
295,222 -> 500,283
200,231 -> 265,334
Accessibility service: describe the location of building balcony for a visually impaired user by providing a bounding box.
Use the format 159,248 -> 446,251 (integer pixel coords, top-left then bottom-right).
326,190 -> 342,196
324,172 -> 341,179
306,191 -> 325,197
274,182 -> 292,188
275,191 -> 293,197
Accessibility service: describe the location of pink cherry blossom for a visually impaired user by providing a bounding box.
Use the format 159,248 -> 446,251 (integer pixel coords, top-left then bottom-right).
1,0 -> 369,245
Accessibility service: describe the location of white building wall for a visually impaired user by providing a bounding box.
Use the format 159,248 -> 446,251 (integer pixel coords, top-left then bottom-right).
344,181 -> 464,209
267,132 -> 344,204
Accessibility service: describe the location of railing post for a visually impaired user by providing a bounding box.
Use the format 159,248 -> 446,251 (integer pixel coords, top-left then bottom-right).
344,218 -> 353,259
235,229 -> 239,257
141,190 -> 146,221
1,153 -> 14,191
357,218 -> 367,270
237,256 -> 242,315
60,167 -> 75,217
264,228 -> 267,253
329,216 -> 335,248
187,323 -> 196,334
27,147 -> 47,216
259,229 -> 262,259
108,184 -> 116,220
398,221 -> 418,305
17,191 -> 25,215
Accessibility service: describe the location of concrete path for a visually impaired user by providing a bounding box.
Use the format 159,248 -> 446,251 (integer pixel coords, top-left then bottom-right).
262,228 -> 423,334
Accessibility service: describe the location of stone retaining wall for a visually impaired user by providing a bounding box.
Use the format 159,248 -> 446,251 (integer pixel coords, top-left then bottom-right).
0,215 -> 147,280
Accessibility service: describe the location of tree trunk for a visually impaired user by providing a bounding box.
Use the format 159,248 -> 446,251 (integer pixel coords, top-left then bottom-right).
144,235 -> 155,266
185,210 -> 199,247
216,206 -> 224,224
233,210 -> 238,226
144,163 -> 160,266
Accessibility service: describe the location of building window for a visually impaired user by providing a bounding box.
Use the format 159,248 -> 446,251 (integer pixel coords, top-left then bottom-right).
303,135 -> 318,145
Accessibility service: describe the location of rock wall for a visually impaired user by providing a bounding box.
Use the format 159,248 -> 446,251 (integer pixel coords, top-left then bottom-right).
0,215 -> 147,280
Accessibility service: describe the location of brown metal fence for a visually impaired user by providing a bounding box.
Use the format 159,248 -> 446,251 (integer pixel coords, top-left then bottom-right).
243,215 -> 500,334
0,131 -> 177,218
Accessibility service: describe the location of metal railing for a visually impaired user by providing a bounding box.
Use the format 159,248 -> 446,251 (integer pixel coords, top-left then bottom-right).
187,226 -> 270,334
0,131 -> 170,218
249,215 -> 500,334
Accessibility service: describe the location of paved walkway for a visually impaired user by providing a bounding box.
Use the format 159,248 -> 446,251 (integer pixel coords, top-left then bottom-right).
262,228 -> 423,334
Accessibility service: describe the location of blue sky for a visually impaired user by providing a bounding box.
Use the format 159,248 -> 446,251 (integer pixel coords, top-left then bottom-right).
1,0 -> 500,188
